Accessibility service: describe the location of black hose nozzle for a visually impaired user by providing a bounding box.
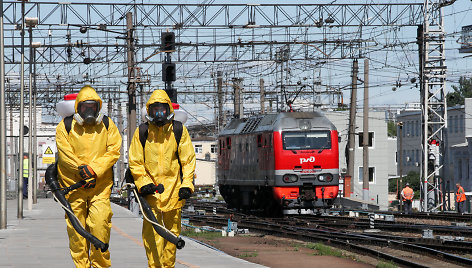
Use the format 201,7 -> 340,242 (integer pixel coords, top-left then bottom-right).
176,238 -> 185,249
156,184 -> 164,194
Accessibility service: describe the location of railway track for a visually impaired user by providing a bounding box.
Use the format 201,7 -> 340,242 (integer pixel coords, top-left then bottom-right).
183,200 -> 472,267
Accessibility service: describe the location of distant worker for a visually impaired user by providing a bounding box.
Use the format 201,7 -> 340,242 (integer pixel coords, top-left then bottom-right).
129,89 -> 196,268
456,183 -> 466,214
23,154 -> 29,198
401,183 -> 414,215
56,85 -> 122,267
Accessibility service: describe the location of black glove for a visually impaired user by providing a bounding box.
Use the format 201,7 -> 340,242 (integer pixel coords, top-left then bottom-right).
156,184 -> 164,194
82,178 -> 96,189
178,187 -> 192,201
78,165 -> 96,180
140,183 -> 159,196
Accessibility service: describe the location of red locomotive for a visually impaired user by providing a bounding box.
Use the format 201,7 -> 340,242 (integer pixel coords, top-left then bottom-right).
217,111 -> 339,215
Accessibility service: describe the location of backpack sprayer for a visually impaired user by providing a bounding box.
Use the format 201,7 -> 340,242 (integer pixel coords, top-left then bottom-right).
45,163 -> 108,252
123,169 -> 185,249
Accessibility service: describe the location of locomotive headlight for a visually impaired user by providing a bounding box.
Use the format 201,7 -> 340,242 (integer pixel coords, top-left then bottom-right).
318,173 -> 333,182
282,174 -> 298,183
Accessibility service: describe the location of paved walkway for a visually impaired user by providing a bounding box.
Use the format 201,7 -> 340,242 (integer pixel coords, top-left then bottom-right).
0,198 -> 266,268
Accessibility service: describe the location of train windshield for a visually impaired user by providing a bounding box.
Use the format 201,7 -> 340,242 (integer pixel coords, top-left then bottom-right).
283,131 -> 331,150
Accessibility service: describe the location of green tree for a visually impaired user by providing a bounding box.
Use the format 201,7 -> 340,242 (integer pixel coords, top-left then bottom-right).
388,171 -> 420,199
447,77 -> 472,107
387,121 -> 397,137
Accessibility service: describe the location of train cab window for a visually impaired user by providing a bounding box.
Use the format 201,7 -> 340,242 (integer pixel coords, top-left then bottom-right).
226,137 -> 231,149
282,131 -> 331,150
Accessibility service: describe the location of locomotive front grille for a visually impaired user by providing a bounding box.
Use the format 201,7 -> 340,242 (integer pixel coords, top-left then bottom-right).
300,174 -> 316,180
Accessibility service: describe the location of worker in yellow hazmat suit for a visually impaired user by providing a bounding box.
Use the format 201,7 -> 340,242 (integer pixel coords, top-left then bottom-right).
56,85 -> 122,268
129,89 -> 196,268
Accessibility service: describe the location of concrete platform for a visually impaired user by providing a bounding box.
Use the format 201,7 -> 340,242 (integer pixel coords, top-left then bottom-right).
0,198 -> 266,268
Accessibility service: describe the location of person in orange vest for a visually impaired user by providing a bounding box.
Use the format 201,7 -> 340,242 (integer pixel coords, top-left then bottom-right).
401,183 -> 414,214
456,183 -> 466,214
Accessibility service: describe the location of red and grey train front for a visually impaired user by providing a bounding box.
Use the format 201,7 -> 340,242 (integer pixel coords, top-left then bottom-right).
272,126 -> 339,212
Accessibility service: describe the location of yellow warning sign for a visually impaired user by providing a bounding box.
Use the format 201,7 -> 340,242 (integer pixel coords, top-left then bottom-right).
44,146 -> 54,155
43,157 -> 55,164
42,144 -> 56,164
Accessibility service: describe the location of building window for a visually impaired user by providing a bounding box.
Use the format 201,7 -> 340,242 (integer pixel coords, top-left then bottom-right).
194,144 -> 202,154
403,150 -> 406,166
416,120 -> 419,136
460,114 -> 464,133
449,116 -> 453,133
211,144 -> 217,154
358,132 -> 374,147
455,115 -> 459,133
358,167 -> 375,183
416,149 -> 419,166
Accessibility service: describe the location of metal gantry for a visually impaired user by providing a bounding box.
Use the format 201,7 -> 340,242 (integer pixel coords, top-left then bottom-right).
1,1 -> 425,112
421,0 -> 448,212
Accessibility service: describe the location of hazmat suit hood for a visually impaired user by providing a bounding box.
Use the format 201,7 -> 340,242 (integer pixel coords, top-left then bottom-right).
146,89 -> 175,115
146,90 -> 175,126
74,85 -> 103,125
74,85 -> 103,113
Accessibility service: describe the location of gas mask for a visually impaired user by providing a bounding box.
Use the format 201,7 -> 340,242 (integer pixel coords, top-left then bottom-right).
146,102 -> 174,127
74,100 -> 101,125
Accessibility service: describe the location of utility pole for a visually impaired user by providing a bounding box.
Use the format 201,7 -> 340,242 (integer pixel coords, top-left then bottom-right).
362,58 -> 369,208
126,12 -> 136,149
108,98 -> 112,119
398,122 -> 403,212
0,0 -> 7,229
260,78 -> 265,114
347,59 -> 358,191
217,71 -> 223,130
117,97 -> 124,190
233,78 -> 242,119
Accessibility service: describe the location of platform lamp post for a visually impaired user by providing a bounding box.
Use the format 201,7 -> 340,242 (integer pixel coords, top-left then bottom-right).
31,41 -> 40,204
25,16 -> 37,211
0,0 -> 7,229
17,0 -> 28,219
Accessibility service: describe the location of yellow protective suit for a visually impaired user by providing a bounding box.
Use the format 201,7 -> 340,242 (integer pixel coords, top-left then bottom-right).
56,85 -> 122,268
129,90 -> 196,268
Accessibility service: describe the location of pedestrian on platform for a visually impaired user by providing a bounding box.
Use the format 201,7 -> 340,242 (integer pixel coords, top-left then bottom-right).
401,183 -> 414,215
456,183 -> 466,214
129,89 -> 196,268
56,85 -> 122,268
22,154 -> 29,198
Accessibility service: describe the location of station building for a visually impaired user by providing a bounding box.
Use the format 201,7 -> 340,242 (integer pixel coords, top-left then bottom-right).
325,110 -> 395,210
396,99 -> 472,209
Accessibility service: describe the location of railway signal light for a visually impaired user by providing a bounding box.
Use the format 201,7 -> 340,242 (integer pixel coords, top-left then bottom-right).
162,63 -> 176,82
161,32 -> 175,51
